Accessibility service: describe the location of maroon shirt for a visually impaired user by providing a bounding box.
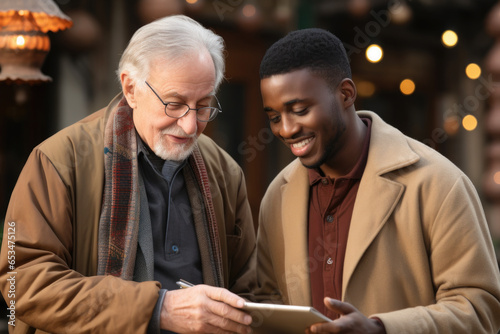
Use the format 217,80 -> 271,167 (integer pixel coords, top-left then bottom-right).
308,118 -> 371,319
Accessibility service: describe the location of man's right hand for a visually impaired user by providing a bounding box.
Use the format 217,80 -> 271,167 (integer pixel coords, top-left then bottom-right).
160,284 -> 253,333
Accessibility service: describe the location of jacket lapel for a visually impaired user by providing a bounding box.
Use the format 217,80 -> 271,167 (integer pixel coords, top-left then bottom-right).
342,111 -> 420,297
281,161 -> 312,306
342,173 -> 404,297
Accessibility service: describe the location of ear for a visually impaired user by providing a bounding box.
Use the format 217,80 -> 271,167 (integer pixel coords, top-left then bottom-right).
339,78 -> 357,109
120,71 -> 138,109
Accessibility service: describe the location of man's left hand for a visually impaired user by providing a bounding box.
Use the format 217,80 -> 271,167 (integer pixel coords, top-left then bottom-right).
306,298 -> 385,334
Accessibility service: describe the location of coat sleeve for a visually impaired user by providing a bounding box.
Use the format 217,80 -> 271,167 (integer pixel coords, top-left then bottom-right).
373,175 -> 500,334
0,149 -> 161,333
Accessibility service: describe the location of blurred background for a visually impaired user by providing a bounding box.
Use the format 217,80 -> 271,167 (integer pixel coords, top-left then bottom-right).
1,0 -> 500,285
1,0 -> 500,331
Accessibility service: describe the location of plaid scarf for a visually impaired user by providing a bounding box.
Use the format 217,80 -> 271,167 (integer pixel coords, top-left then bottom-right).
97,96 -> 223,283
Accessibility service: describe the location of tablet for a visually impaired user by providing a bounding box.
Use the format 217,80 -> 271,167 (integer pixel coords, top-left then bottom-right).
242,302 -> 332,334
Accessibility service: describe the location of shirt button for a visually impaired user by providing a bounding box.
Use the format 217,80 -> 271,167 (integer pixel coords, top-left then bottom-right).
326,215 -> 334,223
172,245 -> 179,254
327,257 -> 333,265
321,179 -> 328,185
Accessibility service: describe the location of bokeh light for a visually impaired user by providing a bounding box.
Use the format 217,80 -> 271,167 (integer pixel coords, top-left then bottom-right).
494,171 -> 500,185
356,80 -> 376,98
366,44 -> 383,63
462,115 -> 478,131
400,79 -> 415,95
443,115 -> 460,136
242,4 -> 257,17
465,63 -> 481,80
442,30 -> 458,47
16,35 -> 25,47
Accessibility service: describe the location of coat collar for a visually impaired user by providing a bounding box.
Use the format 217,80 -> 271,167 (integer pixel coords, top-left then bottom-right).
279,111 -> 420,305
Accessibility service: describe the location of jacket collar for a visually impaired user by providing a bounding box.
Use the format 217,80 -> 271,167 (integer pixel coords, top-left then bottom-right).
279,110 -> 420,305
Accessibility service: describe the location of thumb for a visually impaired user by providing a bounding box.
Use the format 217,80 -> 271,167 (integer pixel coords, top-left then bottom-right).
324,298 -> 357,315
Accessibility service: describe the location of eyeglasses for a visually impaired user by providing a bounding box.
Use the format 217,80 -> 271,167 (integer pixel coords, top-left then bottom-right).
145,81 -> 222,122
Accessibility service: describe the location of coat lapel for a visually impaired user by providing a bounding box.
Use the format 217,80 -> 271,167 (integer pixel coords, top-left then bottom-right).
281,161 -> 312,306
342,111 -> 420,297
342,174 -> 404,297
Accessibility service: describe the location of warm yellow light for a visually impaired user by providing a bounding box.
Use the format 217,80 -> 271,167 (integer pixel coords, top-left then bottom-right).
465,63 -> 481,80
494,171 -> 500,185
242,4 -> 257,17
443,115 -> 460,136
462,115 -> 477,131
0,2 -> 73,84
366,44 -> 383,63
357,80 -> 376,98
16,35 -> 25,47
400,79 -> 415,95
442,30 -> 458,48
185,0 -> 198,3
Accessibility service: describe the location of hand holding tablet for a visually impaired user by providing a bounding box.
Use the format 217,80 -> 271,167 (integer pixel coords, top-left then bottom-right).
176,280 -> 331,333
242,301 -> 332,334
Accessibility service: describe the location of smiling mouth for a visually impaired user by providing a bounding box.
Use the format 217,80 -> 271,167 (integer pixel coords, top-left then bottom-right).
291,137 -> 313,149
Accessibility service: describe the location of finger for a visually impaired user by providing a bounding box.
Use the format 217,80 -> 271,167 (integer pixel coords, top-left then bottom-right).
309,311 -> 338,333
161,288 -> 251,333
203,286 -> 254,326
206,314 -> 252,334
192,321 -> 249,334
310,321 -> 340,334
204,285 -> 247,308
323,298 -> 357,315
205,296 -> 252,326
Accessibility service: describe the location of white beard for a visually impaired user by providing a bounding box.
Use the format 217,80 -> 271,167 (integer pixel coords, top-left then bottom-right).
153,126 -> 197,161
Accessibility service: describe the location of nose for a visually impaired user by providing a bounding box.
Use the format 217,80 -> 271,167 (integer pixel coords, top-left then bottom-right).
177,109 -> 198,136
278,114 -> 299,139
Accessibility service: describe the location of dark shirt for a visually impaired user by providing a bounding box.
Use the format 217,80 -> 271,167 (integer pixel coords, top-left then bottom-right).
308,118 -> 371,319
137,136 -> 203,292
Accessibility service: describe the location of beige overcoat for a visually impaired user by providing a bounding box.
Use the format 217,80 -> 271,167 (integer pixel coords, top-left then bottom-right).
254,111 -> 500,333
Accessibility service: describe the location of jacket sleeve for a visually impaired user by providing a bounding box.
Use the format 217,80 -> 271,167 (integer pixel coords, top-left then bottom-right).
0,149 -> 161,333
373,175 -> 500,334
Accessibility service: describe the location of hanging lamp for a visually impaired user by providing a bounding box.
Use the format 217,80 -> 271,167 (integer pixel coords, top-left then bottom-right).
0,0 -> 72,84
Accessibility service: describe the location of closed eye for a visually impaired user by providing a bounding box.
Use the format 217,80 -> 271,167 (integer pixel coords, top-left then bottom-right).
269,115 -> 281,123
292,107 -> 309,115
166,102 -> 186,111
266,111 -> 281,124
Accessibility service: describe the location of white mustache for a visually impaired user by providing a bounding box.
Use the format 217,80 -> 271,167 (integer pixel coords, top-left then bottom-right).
160,126 -> 196,139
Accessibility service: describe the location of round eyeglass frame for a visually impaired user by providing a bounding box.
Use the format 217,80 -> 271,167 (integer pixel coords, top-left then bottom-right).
145,81 -> 222,122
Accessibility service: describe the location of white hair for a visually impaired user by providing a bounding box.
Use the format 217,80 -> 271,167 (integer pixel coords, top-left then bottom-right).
117,15 -> 225,92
